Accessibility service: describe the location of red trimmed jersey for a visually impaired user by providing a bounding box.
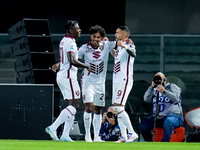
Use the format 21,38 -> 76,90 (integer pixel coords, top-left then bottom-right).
58,35 -> 78,79
113,42 -> 136,83
78,41 -> 116,84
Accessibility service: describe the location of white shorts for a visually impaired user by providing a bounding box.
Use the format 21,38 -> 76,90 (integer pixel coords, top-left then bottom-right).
57,76 -> 80,100
112,82 -> 133,106
82,83 -> 105,107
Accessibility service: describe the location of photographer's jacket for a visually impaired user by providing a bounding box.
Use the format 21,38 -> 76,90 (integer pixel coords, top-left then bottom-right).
144,83 -> 183,118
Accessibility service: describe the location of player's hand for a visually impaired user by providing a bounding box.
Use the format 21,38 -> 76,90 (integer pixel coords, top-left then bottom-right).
151,81 -> 156,87
102,112 -> 107,123
117,40 -> 126,48
86,66 -> 91,76
156,85 -> 165,93
107,116 -> 115,125
52,63 -> 60,73
127,39 -> 134,44
103,37 -> 109,41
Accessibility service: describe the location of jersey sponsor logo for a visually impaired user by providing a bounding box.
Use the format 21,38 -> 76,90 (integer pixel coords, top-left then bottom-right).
92,51 -> 101,59
115,49 -> 119,57
113,61 -> 121,74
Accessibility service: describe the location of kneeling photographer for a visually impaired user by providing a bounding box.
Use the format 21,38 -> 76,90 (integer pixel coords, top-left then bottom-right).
99,106 -> 121,141
139,72 -> 184,142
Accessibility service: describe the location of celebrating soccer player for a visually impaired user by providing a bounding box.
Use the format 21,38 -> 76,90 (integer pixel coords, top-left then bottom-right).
45,20 -> 90,142
112,26 -> 138,143
78,25 -> 116,142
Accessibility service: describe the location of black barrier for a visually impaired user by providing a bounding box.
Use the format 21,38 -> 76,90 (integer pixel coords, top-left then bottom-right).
0,84 -> 54,140
8,18 -> 56,85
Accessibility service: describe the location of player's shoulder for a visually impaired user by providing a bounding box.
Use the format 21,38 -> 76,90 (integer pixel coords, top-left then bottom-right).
79,43 -> 88,50
62,36 -> 75,44
126,41 -> 135,50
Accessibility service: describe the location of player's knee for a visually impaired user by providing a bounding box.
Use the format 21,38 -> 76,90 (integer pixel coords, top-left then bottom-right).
85,105 -> 93,113
113,106 -> 124,114
93,106 -> 102,114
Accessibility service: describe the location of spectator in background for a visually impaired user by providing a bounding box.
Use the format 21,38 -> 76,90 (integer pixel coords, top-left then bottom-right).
140,72 -> 184,142
99,106 -> 121,141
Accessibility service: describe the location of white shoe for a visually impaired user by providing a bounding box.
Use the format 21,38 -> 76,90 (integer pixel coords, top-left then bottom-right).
125,133 -> 138,143
93,136 -> 105,142
60,135 -> 74,142
45,126 -> 59,141
115,136 -> 126,143
85,135 -> 93,142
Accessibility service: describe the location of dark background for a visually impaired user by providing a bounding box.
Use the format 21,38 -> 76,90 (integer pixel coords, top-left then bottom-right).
1,0 -> 200,34
0,0 -> 125,34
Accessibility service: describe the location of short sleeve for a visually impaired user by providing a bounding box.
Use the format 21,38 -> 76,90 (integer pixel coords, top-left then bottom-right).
78,45 -> 85,59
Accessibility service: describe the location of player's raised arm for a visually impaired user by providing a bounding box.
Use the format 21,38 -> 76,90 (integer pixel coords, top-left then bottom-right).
117,40 -> 136,57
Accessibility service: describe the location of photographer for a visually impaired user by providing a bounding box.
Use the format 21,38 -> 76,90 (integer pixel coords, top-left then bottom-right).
139,72 -> 184,142
99,106 -> 121,141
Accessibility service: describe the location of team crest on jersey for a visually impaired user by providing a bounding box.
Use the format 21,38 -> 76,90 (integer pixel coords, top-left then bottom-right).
75,91 -> 79,96
99,43 -> 104,51
92,51 -> 101,59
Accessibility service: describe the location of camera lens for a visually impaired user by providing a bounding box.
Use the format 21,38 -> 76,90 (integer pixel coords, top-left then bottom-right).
107,112 -> 113,118
153,75 -> 162,85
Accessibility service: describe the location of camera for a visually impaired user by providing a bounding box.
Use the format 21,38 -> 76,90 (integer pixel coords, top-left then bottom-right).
107,112 -> 114,118
153,75 -> 165,87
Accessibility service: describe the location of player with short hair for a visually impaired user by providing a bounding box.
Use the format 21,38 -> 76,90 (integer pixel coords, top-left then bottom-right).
78,25 -> 116,142
45,20 -> 90,142
112,26 -> 138,143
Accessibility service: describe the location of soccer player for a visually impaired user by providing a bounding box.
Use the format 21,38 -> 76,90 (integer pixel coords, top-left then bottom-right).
45,20 -> 90,142
112,26 -> 138,143
78,25 -> 116,142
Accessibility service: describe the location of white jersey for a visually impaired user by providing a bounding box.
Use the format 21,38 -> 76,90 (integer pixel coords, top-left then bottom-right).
113,41 -> 136,83
57,35 -> 78,79
79,41 -> 115,84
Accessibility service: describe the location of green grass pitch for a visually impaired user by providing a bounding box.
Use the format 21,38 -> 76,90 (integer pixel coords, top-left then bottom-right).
0,140 -> 199,150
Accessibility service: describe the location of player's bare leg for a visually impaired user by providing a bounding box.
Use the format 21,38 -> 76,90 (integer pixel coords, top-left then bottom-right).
83,102 -> 93,142
93,106 -> 104,142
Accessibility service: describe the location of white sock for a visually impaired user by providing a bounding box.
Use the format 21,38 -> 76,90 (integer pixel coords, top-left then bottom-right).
50,105 -> 76,130
93,114 -> 101,138
114,106 -> 135,134
60,105 -> 76,137
118,117 -> 127,140
61,119 -> 74,137
83,111 -> 92,136
119,111 -> 135,134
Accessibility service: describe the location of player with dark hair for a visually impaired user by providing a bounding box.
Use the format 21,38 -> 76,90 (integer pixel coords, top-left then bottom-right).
45,20 -> 90,142
112,26 -> 138,143
78,25 -> 116,142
